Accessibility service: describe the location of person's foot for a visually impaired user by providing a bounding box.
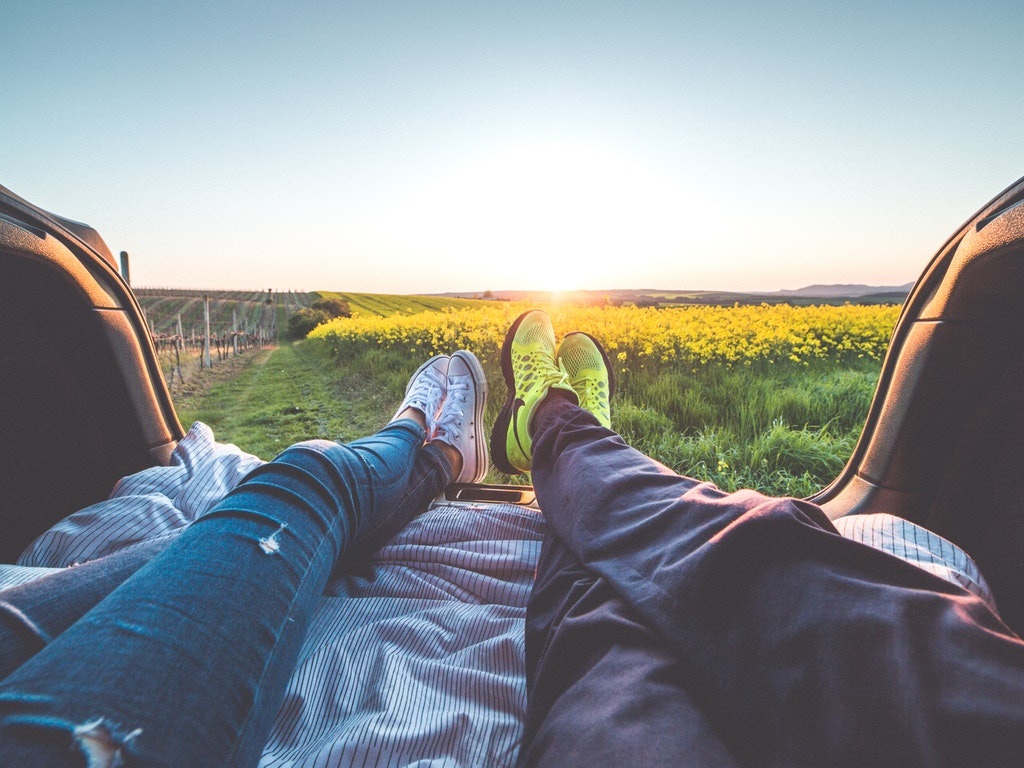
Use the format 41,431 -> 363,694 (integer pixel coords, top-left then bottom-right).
432,350 -> 489,484
556,332 -> 615,428
392,354 -> 449,430
491,310 -> 576,475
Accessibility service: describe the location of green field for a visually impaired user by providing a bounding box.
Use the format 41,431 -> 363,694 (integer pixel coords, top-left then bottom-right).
171,340 -> 879,496
173,343 -> 395,456
315,291 -> 503,317
156,292 -> 890,498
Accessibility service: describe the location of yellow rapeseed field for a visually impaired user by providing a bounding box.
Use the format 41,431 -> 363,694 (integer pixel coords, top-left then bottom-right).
308,303 -> 900,371
306,302 -> 899,495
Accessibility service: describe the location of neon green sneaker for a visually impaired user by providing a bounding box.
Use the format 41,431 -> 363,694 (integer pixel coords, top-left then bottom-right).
556,332 -> 615,428
491,310 -> 576,474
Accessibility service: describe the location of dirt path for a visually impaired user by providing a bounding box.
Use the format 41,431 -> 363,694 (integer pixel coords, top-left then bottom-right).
170,342 -> 394,459
167,346 -> 277,418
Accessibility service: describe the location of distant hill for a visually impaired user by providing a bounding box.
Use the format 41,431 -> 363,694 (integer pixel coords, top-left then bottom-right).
435,283 -> 913,307
773,283 -> 914,298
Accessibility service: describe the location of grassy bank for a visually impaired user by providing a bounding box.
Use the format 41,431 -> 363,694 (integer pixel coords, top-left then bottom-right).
171,342 -> 880,495
613,363 -> 878,497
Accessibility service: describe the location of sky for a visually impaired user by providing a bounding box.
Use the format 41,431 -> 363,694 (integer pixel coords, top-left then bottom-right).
4,1 -> 1024,295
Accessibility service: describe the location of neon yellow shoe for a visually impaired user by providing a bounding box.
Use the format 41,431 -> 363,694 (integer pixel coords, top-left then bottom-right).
490,310 -> 576,474
556,332 -> 615,428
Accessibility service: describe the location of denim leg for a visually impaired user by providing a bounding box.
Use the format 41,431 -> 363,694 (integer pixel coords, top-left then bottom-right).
337,441 -> 453,567
0,439 -> 452,685
529,398 -> 1024,765
0,420 -> 426,768
0,537 -> 175,680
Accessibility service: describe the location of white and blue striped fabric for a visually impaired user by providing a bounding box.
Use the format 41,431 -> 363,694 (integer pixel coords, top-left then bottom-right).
832,512 -> 996,610
261,502 -> 541,767
16,422 -> 264,568
8,423 -> 542,766
1,423 -> 995,766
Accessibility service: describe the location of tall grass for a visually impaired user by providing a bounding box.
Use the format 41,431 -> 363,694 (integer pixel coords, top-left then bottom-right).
304,335 -> 882,497
569,361 -> 879,496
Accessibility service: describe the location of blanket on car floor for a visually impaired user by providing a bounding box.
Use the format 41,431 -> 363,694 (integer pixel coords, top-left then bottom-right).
0,423 -> 993,766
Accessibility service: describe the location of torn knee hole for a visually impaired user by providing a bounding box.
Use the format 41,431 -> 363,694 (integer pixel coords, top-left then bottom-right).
258,523 -> 287,555
73,718 -> 141,768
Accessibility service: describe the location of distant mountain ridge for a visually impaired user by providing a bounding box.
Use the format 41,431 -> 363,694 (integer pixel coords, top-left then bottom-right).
772,283 -> 914,298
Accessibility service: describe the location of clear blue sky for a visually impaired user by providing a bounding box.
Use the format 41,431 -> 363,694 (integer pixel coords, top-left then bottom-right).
4,1 -> 1023,294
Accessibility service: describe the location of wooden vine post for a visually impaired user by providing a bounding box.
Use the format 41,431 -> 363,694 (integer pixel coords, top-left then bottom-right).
203,295 -> 212,369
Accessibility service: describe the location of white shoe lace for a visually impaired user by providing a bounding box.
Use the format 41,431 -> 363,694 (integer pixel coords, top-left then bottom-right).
433,377 -> 471,441
403,368 -> 446,427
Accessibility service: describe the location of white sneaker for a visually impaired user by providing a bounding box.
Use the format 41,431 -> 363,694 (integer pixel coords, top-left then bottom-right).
392,355 -> 449,430
433,350 -> 488,484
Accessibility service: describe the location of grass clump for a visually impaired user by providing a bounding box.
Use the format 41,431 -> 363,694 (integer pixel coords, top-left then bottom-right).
613,364 -> 876,496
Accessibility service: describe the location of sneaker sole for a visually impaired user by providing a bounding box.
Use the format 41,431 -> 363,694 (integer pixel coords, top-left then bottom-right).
451,350 -> 489,483
490,311 -> 534,475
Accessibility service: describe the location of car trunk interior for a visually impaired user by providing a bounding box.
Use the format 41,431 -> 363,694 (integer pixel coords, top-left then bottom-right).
0,192 -> 181,562
818,178 -> 1024,635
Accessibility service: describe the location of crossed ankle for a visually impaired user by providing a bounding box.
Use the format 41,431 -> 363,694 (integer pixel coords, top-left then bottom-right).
394,407 -> 429,431
430,439 -> 463,482
529,389 -> 579,440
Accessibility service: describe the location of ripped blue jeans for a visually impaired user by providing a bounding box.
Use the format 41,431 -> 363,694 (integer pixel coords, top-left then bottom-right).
0,420 -> 447,767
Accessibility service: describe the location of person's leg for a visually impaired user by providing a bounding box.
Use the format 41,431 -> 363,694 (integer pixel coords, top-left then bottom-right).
0,350 -> 491,768
0,537 -> 175,680
496,311 -> 1024,765
0,419 -> 427,767
0,438 -> 456,680
501,317 -> 737,765
0,351 -> 489,684
336,440 -> 453,567
519,527 -> 740,768
529,387 -> 1024,765
339,348 -> 487,561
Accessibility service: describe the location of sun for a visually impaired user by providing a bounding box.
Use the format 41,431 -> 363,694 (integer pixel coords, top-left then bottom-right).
394,141 -> 693,292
